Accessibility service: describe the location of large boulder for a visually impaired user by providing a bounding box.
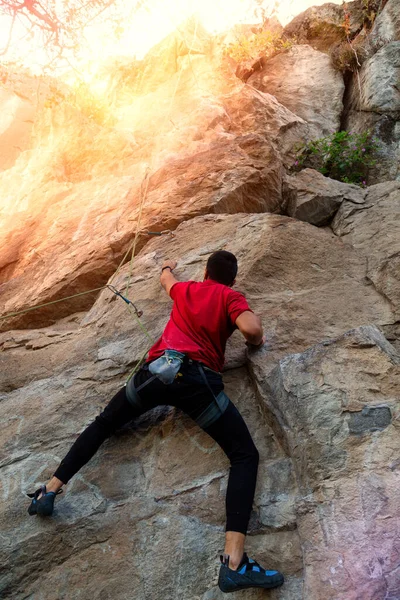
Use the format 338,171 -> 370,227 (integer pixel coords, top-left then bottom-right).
283,1 -> 365,53
82,213 -> 394,375
350,42 -> 400,113
247,45 -> 345,139
256,326 -> 400,600
283,168 -> 366,225
332,181 -> 400,323
0,43 -> 315,330
345,41 -> 400,183
0,211 -> 397,599
370,0 -> 400,53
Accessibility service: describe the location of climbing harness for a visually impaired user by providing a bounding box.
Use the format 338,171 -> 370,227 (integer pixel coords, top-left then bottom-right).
125,350 -> 184,405
125,351 -> 230,429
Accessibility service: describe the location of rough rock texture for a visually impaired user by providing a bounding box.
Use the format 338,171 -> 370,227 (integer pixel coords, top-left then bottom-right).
332,181 -> 400,321
0,40 -> 311,330
283,1 -> 364,52
370,0 -> 400,53
1,211 -> 396,374
345,36 -> 400,183
2,8 -> 400,599
0,211 -> 398,599
283,168 -> 366,226
255,326 -> 400,600
350,42 -> 400,113
0,68 -> 51,171
248,45 -> 345,139
0,362 -> 303,600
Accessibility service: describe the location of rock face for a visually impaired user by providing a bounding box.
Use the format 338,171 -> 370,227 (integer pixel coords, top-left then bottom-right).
257,326 -> 400,600
283,168 -> 366,225
247,45 -> 345,139
0,39 -> 312,331
332,181 -> 400,319
350,42 -> 400,113
0,211 -> 398,599
345,9 -> 400,183
1,7 -> 400,600
0,68 -> 51,171
283,1 -> 364,52
370,0 -> 400,53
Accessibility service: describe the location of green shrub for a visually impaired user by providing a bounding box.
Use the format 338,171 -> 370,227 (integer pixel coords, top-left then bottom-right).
293,130 -> 379,186
223,30 -> 293,63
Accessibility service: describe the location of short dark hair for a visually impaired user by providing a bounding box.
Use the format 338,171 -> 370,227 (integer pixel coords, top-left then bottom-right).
206,250 -> 238,286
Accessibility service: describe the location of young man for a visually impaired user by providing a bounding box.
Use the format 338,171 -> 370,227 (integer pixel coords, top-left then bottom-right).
27,250 -> 284,593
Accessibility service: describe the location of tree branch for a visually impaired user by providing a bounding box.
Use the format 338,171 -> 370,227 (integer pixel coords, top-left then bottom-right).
22,0 -> 58,32
0,0 -> 133,68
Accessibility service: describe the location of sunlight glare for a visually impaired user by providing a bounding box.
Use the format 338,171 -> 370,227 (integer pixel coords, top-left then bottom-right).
0,0 -> 344,75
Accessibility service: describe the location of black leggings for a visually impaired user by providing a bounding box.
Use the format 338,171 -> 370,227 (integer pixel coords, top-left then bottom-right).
54,363 -> 259,534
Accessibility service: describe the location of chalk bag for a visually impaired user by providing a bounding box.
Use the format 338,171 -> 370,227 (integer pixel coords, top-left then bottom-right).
149,349 -> 185,384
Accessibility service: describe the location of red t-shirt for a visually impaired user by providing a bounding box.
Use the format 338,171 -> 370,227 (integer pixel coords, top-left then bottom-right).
147,279 -> 252,372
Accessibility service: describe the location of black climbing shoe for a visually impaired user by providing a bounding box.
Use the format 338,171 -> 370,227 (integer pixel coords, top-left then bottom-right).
27,485 -> 62,516
218,553 -> 284,593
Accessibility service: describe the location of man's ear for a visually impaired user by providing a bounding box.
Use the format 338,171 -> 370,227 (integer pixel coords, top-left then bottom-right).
230,279 -> 236,288
204,268 -> 209,280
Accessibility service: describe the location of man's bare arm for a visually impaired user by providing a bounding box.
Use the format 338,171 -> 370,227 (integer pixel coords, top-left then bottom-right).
235,311 -> 265,347
160,259 -> 178,296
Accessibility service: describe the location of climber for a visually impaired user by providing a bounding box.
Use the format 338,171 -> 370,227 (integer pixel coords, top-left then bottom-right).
27,250 -> 284,593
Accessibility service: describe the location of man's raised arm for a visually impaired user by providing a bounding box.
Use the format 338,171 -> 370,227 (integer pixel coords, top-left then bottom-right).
235,311 -> 265,348
160,259 -> 178,296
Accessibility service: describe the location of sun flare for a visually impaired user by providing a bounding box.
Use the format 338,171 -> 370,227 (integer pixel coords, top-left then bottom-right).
0,0 -> 343,76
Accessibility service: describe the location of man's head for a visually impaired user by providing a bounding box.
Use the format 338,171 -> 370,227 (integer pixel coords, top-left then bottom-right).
205,250 -> 238,287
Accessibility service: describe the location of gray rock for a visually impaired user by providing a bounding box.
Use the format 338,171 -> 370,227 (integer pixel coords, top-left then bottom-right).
332,181 -> 400,319
0,359 -> 300,599
345,42 -> 400,183
248,45 -> 345,139
348,405 -> 392,434
283,169 -> 366,226
347,109 -> 400,184
1,209 -> 398,599
255,325 -> 400,599
350,42 -> 400,113
370,0 -> 400,53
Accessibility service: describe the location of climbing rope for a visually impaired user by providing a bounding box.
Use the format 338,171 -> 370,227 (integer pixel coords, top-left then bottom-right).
0,228 -> 177,325
0,286 -> 107,322
0,284 -> 142,323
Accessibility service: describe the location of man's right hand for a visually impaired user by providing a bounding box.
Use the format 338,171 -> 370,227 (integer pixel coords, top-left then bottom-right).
235,311 -> 264,347
246,335 -> 266,350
